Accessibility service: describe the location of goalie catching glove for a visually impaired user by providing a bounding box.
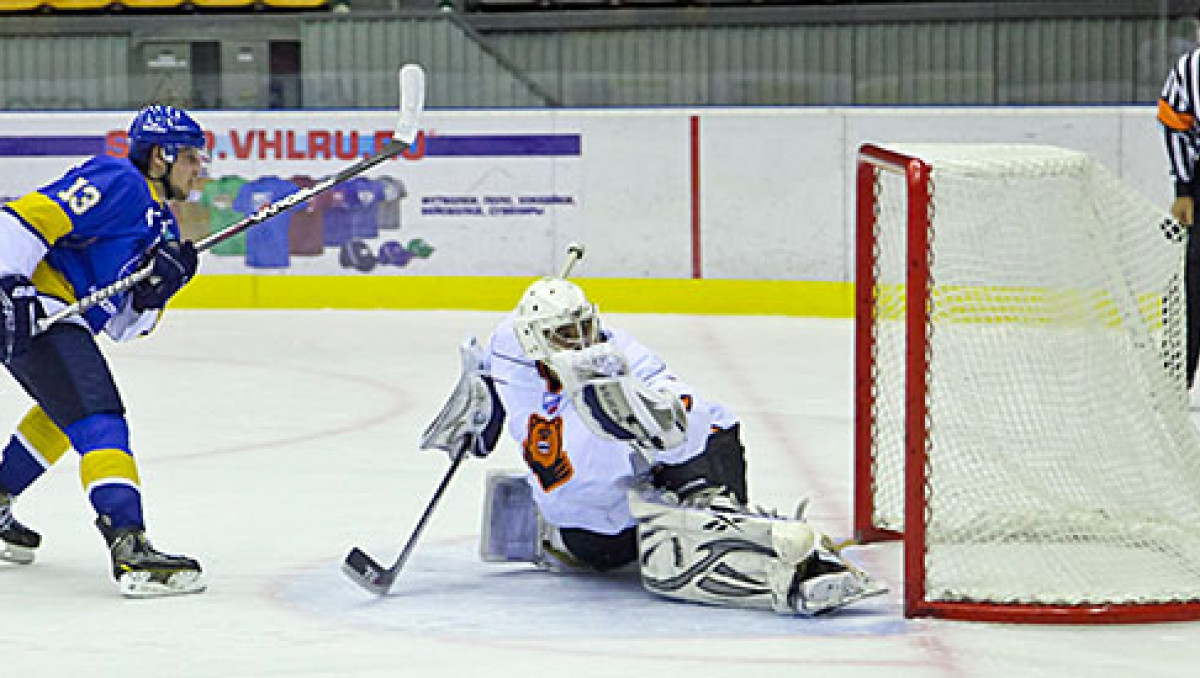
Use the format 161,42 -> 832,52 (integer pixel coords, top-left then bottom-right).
421,336 -> 506,460
548,343 -> 688,451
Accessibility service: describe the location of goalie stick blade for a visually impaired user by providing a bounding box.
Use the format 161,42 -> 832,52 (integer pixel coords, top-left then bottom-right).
342,547 -> 395,595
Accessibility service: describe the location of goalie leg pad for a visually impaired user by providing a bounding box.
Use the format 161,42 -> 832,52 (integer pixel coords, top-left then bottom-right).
479,472 -> 616,573
629,487 -> 886,616
480,471 -> 541,563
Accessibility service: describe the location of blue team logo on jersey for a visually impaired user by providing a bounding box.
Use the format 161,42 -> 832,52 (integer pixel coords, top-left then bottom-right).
542,391 -> 562,415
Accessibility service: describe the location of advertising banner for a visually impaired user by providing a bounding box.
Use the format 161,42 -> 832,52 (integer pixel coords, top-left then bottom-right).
0,106 -> 1163,285
0,110 -> 590,277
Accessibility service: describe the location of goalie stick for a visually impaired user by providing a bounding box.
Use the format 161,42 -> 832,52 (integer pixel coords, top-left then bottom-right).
342,437 -> 476,596
37,63 -> 427,334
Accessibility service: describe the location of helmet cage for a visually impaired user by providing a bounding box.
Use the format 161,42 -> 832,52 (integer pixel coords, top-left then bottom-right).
513,279 -> 600,361
543,311 -> 599,353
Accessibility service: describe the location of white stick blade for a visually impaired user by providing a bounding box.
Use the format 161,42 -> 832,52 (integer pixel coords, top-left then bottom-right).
395,64 -> 427,147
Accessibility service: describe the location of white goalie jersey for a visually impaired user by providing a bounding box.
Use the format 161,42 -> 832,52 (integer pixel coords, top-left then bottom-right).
485,313 -> 738,535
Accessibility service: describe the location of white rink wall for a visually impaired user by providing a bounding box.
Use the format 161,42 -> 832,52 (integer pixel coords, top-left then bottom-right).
0,107 -> 1171,281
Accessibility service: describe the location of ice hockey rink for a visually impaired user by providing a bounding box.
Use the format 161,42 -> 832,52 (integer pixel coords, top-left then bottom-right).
2,309 -> 1198,678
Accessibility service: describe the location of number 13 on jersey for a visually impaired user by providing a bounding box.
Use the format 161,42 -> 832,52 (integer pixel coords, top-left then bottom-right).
57,177 -> 101,215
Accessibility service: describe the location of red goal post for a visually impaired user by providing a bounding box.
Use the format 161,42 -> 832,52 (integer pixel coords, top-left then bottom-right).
853,142 -> 1200,623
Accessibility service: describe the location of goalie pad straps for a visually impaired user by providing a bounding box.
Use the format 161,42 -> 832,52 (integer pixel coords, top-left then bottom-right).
421,337 -> 506,459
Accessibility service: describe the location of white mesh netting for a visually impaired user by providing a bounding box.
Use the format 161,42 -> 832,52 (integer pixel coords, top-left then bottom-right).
865,144 -> 1200,606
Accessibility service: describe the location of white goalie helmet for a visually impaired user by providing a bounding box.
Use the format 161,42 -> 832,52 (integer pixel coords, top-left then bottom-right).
513,277 -> 600,361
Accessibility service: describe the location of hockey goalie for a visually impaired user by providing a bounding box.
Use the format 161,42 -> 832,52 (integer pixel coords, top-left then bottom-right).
422,276 -> 884,616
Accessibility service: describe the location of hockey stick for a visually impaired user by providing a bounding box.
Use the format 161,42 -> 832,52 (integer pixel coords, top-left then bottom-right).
558,242 -> 585,278
342,437 -> 475,596
36,63 -> 426,334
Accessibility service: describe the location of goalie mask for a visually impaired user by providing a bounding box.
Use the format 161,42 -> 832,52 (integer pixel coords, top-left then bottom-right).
513,278 -> 600,362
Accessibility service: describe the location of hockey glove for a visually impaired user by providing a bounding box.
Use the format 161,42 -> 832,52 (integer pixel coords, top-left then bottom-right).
550,344 -> 688,451
421,337 -> 507,461
131,240 -> 198,312
0,274 -> 44,364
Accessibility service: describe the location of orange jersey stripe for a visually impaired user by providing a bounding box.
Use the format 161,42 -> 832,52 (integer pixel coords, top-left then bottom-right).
1159,98 -> 1195,132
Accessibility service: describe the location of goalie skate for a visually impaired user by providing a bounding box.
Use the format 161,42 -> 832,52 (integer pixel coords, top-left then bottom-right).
630,487 -> 885,616
768,522 -> 886,616
97,517 -> 206,598
0,492 -> 40,565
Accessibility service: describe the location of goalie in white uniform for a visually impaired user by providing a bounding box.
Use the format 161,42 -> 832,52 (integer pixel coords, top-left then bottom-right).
427,277 -> 883,616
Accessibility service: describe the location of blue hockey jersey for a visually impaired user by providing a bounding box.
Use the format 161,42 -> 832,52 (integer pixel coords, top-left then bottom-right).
1,155 -> 179,335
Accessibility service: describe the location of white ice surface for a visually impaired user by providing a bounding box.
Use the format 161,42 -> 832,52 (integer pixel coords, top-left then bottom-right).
2,311 -> 1198,677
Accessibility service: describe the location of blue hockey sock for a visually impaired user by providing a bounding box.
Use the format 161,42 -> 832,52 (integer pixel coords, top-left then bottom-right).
0,406 -> 72,496
66,414 -> 145,530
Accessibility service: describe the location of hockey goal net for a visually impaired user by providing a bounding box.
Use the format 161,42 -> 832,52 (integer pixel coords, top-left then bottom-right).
854,143 -> 1200,623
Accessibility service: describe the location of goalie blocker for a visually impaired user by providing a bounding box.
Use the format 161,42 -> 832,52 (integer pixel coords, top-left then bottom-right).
548,343 -> 688,453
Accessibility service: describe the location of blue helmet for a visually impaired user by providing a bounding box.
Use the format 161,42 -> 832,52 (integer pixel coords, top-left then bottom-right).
128,105 -> 206,165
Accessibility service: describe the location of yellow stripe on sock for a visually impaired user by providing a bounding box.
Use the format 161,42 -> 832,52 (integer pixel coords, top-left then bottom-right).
17,406 -> 71,465
80,448 -> 141,490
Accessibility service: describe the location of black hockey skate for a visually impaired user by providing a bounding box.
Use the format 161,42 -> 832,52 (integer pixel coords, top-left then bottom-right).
96,516 -> 206,597
0,491 -> 40,565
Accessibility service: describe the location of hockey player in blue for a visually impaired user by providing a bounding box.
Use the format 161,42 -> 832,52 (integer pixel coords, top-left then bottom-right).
0,105 -> 207,597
